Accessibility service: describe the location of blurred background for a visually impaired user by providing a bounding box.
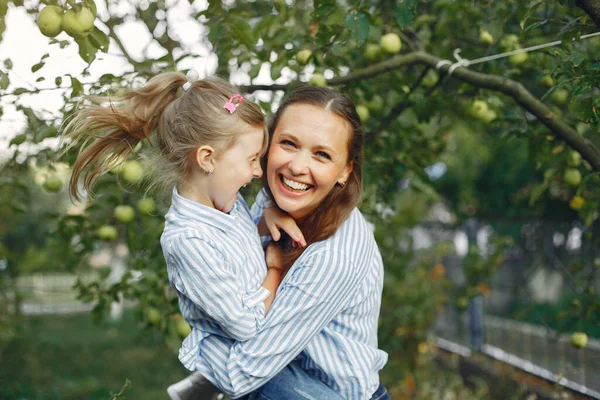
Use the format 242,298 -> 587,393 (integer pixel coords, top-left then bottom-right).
1,0 -> 599,398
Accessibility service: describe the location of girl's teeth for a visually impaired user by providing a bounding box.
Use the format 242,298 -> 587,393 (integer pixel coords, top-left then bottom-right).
283,177 -> 309,191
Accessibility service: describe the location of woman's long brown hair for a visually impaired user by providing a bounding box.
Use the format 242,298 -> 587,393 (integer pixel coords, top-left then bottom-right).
264,86 -> 364,268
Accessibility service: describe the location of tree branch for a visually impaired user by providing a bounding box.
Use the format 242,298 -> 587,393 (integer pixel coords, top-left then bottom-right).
104,21 -> 145,70
241,52 -> 600,171
576,0 -> 600,27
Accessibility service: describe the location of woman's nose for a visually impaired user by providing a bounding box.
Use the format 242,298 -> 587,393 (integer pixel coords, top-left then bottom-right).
289,153 -> 309,175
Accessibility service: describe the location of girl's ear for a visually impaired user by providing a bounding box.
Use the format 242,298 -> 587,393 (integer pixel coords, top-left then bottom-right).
194,145 -> 216,174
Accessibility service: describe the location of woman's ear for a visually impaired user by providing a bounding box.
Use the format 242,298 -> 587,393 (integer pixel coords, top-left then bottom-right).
194,145 -> 216,174
337,161 -> 353,186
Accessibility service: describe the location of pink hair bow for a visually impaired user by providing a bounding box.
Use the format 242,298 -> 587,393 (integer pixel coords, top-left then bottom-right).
224,94 -> 244,113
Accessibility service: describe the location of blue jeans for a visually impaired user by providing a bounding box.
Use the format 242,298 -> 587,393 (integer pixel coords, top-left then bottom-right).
239,362 -> 389,400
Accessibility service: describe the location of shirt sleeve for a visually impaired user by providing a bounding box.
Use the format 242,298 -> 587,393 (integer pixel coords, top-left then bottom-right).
200,248 -> 363,397
249,188 -> 273,225
170,234 -> 269,341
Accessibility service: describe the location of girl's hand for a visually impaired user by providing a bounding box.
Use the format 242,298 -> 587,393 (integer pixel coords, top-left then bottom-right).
260,207 -> 307,247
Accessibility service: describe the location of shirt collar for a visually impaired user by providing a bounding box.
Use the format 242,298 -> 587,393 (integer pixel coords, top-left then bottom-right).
171,187 -> 237,232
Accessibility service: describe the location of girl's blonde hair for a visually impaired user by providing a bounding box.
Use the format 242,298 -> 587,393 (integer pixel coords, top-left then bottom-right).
63,72 -> 267,200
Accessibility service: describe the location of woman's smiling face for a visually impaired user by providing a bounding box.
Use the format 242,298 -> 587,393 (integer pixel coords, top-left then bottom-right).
266,104 -> 353,220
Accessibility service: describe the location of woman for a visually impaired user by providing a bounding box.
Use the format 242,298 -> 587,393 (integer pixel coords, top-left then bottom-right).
171,85 -> 389,400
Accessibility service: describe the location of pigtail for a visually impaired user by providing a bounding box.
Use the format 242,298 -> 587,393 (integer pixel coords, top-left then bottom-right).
62,71 -> 186,201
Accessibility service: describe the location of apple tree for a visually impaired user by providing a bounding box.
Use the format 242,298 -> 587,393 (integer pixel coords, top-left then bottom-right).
1,0 -> 600,392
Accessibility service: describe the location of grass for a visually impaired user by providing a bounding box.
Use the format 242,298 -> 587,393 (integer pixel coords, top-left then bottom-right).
0,310 -> 189,399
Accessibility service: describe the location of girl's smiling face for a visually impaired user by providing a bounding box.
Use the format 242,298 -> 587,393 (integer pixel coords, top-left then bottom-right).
267,104 -> 353,220
208,127 -> 264,212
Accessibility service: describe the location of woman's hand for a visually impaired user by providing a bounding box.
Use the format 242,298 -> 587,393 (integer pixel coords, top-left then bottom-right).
259,207 -> 307,247
265,242 -> 285,273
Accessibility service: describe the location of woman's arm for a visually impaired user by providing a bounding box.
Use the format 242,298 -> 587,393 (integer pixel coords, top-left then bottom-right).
197,248 -> 365,397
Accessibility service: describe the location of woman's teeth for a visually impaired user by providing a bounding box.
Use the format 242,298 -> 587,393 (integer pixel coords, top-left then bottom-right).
282,176 -> 309,191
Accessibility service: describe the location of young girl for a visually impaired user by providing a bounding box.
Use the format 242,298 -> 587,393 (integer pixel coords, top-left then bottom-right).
62,72 -> 318,392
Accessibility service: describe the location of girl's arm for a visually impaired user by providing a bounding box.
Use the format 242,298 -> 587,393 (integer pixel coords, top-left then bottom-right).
170,235 -> 270,341
261,243 -> 285,314
197,248 -> 366,397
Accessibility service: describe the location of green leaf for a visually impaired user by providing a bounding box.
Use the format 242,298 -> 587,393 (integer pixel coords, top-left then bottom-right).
36,77 -> 45,82
0,71 -> 8,90
569,96 -> 594,122
586,62 -> 600,70
76,36 -> 98,64
70,76 -> 83,97
344,12 -> 369,45
525,20 -> 547,32
529,182 -> 547,206
230,20 -> 255,50
13,88 -> 29,95
3,59 -> 12,70
9,134 -> 27,147
0,0 -> 6,42
520,3 -> 543,30
315,2 -> 335,18
89,26 -> 110,53
55,76 -> 62,86
249,63 -> 261,80
31,62 -> 45,73
396,0 -> 418,28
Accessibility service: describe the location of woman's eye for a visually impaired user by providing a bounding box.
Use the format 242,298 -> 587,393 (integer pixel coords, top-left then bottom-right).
316,151 -> 331,160
281,140 -> 295,147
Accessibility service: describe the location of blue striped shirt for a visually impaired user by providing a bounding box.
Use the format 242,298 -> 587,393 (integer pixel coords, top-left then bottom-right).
188,190 -> 388,399
160,188 -> 270,346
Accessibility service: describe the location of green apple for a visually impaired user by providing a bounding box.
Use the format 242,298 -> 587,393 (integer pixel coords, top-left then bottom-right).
146,307 -> 161,325
97,225 -> 118,241
356,105 -> 370,122
481,109 -> 497,124
499,34 -> 519,51
509,49 -> 528,65
479,29 -> 494,45
367,95 -> 384,112
570,332 -> 588,349
137,198 -> 157,215
175,318 -> 192,338
364,44 -> 381,62
37,5 -> 64,38
563,168 -> 582,187
539,74 -> 554,87
567,151 -> 581,167
470,99 -> 489,119
61,7 -> 95,38
114,205 -> 135,224
569,196 -> 585,210
422,70 -> 439,88
43,175 -> 63,192
309,73 -> 327,87
380,33 -> 402,54
121,160 -> 144,184
552,89 -> 569,105
295,49 -> 312,66
106,156 -> 126,175
456,296 -> 469,310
